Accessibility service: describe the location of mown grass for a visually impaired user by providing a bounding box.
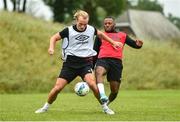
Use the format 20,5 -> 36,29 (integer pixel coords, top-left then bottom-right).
0,11 -> 180,93
0,90 -> 180,121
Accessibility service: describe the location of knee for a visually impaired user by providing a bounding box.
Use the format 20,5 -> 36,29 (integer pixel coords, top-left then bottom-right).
95,69 -> 104,77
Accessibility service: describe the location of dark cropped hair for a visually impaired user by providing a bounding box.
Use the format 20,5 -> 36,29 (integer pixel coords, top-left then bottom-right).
104,16 -> 115,20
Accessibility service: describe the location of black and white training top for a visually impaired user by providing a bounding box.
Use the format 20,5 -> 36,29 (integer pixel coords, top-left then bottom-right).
59,24 -> 97,61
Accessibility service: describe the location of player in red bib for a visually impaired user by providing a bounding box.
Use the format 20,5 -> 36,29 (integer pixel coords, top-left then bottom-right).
94,17 -> 143,114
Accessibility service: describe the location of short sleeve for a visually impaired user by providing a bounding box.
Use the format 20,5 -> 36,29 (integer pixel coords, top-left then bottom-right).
93,27 -> 97,35
59,27 -> 68,39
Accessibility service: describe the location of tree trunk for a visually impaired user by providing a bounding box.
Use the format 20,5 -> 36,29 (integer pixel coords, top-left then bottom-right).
22,0 -> 26,12
3,0 -> 7,10
12,0 -> 16,11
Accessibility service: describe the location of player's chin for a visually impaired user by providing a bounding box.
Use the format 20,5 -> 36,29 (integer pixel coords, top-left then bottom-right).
105,29 -> 112,32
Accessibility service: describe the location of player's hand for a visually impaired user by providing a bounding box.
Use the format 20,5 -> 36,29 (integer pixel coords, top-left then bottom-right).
48,48 -> 54,55
113,41 -> 123,49
136,40 -> 143,47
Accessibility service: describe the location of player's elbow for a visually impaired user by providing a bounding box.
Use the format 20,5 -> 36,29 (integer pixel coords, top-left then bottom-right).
50,36 -> 58,43
50,33 -> 61,42
97,30 -> 103,39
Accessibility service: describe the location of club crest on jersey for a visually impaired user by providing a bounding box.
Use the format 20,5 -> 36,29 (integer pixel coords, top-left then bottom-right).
75,35 -> 89,41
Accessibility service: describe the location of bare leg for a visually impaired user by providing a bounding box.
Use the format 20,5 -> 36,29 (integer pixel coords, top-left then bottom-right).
95,66 -> 106,84
95,66 -> 116,114
35,78 -> 68,113
84,73 -> 101,104
86,71 -> 115,115
48,78 -> 68,104
95,66 -> 108,103
108,81 -> 120,105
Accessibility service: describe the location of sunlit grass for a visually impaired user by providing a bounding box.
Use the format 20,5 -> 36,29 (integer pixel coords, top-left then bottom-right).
0,90 -> 180,121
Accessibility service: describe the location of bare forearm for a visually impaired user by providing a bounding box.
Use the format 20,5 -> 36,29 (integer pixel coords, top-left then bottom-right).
97,30 -> 123,48
48,33 -> 61,55
49,37 -> 57,50
97,30 -> 114,44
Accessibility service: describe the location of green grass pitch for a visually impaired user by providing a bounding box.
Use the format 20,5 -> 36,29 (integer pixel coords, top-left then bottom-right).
0,90 -> 180,121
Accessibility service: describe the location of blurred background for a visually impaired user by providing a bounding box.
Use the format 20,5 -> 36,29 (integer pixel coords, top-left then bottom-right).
0,0 -> 180,93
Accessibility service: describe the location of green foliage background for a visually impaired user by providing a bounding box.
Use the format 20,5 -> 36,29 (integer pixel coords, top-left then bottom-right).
130,0 -> 163,13
0,12 -> 180,93
43,0 -> 126,26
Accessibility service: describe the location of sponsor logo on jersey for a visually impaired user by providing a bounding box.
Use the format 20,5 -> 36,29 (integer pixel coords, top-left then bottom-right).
75,35 -> 89,41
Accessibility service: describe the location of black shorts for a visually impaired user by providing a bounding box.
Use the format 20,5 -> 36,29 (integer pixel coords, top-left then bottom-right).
59,55 -> 93,83
95,58 -> 123,82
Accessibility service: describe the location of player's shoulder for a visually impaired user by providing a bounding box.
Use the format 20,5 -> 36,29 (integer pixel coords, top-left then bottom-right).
117,31 -> 126,35
60,26 -> 69,33
87,24 -> 96,30
86,25 -> 97,34
117,31 -> 127,38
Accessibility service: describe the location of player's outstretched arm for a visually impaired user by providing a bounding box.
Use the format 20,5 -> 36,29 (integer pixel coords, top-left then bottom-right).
97,30 -> 123,49
48,32 -> 61,55
135,40 -> 143,47
125,36 -> 143,49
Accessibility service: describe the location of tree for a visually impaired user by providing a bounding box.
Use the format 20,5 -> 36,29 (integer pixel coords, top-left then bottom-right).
22,0 -> 27,12
43,0 -> 126,26
12,0 -> 16,11
168,14 -> 180,30
82,0 -> 99,26
11,0 -> 27,12
3,0 -> 7,10
129,0 -> 163,13
44,0 -> 83,22
97,0 -> 125,16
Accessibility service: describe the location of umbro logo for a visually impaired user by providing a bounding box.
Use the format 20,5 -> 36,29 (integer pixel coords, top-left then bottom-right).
75,35 -> 89,41
88,69 -> 93,73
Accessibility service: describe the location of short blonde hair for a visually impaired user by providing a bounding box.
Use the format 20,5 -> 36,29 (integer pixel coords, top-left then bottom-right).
73,10 -> 89,20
